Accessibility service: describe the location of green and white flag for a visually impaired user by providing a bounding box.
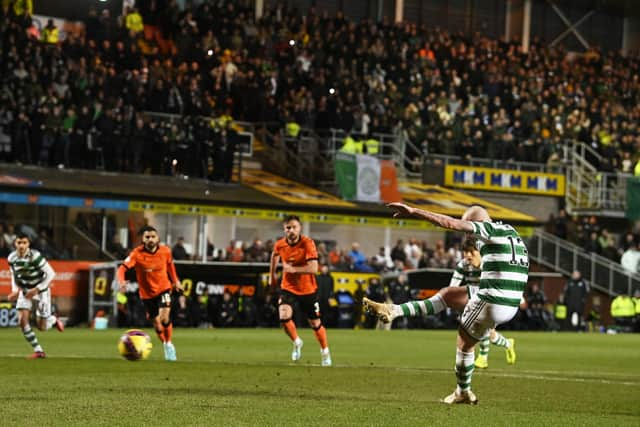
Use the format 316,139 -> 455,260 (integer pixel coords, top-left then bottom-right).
335,153 -> 399,203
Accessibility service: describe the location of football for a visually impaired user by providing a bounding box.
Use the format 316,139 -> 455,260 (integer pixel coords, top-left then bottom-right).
118,329 -> 153,361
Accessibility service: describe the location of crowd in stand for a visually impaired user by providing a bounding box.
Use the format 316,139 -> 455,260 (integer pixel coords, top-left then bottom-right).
172,234 -> 466,273
0,221 -> 64,259
1,1 -> 640,177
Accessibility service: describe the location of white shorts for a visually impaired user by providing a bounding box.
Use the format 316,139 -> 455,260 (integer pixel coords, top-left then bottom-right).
16,289 -> 51,319
467,285 -> 479,301
460,297 -> 518,341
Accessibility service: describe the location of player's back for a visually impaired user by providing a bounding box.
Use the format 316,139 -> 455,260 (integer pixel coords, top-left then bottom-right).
474,221 -> 529,307
274,235 -> 318,295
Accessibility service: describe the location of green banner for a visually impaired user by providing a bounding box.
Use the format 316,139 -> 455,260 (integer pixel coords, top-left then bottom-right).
335,152 -> 357,200
627,177 -> 640,220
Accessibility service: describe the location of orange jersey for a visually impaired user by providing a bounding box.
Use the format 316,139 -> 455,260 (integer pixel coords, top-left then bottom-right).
274,235 -> 318,295
117,245 -> 178,299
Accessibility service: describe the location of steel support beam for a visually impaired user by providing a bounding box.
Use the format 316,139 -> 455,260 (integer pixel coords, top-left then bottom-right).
255,0 -> 264,20
505,0 -> 512,42
522,0 -> 531,53
395,0 -> 404,23
548,1 -> 592,49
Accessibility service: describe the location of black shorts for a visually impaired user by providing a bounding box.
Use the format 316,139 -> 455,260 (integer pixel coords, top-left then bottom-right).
279,290 -> 321,320
142,291 -> 172,320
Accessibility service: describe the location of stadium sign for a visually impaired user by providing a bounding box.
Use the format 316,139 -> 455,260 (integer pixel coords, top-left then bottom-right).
444,166 -> 565,196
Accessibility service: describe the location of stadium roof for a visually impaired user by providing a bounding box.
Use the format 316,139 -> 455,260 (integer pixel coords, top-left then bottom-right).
553,0 -> 640,17
0,165 -> 539,226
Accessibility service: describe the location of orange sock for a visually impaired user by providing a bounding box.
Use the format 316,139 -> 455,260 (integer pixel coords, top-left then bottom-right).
154,325 -> 165,343
163,323 -> 173,343
282,319 -> 298,341
313,325 -> 328,349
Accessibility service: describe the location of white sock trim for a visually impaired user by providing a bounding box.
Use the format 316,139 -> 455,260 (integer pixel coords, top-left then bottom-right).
429,293 -> 447,315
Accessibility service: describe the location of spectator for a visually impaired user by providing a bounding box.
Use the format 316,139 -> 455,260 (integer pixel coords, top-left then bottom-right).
620,241 -> 640,274
217,291 -> 237,327
257,292 -> 278,327
41,19 -> 58,44
173,294 -> 193,327
125,7 -> 144,35
387,273 -> 410,329
390,240 -> 407,265
316,242 -> 329,266
525,282 -> 550,330
171,236 -> 190,260
108,234 -> 128,259
404,238 -> 422,269
554,209 -> 568,239
371,246 -> 393,272
245,238 -> 268,262
348,242 -> 373,273
563,271 -> 589,331
610,294 -> 636,332
226,240 -> 244,262
363,277 -> 388,330
236,287 -> 256,327
0,234 -> 10,257
584,231 -> 600,254
316,264 -> 335,326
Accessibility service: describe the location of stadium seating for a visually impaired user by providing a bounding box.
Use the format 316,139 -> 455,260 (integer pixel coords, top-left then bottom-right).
0,2 -> 638,176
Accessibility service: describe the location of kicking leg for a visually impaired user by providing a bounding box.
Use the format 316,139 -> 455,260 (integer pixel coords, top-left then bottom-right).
364,286 -> 469,323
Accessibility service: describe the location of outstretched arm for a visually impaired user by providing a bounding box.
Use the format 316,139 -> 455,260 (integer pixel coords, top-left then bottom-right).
387,202 -> 475,232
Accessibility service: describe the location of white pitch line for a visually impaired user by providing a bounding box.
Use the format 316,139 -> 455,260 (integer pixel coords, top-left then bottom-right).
385,365 -> 640,386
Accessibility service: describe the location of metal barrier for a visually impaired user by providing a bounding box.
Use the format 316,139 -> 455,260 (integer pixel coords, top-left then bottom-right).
423,153 -> 562,173
528,229 -> 640,296
564,142 -> 630,217
325,128 -> 423,180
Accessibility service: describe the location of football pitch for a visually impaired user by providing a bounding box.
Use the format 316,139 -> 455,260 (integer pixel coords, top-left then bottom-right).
0,328 -> 638,426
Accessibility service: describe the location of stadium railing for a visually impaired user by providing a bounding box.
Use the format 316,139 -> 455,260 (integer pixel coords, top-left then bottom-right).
422,153 -> 561,173
564,141 -> 629,217
528,229 -> 640,296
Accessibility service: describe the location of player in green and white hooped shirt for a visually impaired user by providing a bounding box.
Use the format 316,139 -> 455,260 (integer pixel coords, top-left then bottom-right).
448,239 -> 515,368
363,238 -> 515,368
386,203 -> 528,405
7,233 -> 64,359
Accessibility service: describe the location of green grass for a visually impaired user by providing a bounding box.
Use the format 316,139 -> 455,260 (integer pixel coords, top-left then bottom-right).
0,328 -> 638,426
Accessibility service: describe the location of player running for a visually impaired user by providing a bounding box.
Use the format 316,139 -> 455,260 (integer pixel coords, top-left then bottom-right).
117,226 -> 183,361
366,204 -> 528,404
364,237 -> 516,369
7,232 -> 64,359
269,215 -> 332,366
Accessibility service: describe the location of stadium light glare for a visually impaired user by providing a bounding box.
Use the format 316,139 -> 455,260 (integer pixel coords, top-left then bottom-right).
329,88 -> 335,95
289,39 -> 295,46
207,49 -> 213,56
